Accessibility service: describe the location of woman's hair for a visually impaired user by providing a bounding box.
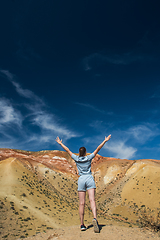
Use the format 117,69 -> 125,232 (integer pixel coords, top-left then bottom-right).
79,147 -> 86,157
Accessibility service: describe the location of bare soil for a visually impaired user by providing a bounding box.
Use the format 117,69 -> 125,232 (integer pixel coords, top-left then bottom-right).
21,224 -> 160,240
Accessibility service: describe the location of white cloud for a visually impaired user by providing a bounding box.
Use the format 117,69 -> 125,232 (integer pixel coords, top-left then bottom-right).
0,69 -> 14,80
75,102 -> 113,115
32,112 -> 77,138
83,50 -> 152,71
0,69 -> 43,103
82,52 -> 136,71
11,80 -> 38,100
88,120 -> 160,159
127,123 -> 160,144
104,122 -> 160,159
0,69 -> 78,150
0,98 -> 22,127
104,140 -> 137,159
75,102 -> 105,113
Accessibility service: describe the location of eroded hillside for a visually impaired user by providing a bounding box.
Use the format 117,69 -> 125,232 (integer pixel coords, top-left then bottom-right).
0,148 -> 160,239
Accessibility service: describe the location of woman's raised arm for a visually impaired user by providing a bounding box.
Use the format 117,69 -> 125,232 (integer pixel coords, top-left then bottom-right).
93,135 -> 111,156
56,136 -> 73,157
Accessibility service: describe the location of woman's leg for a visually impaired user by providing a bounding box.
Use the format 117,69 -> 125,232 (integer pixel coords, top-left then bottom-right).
78,191 -> 86,225
87,188 -> 97,219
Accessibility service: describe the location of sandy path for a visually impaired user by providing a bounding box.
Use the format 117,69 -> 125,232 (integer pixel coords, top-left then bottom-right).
22,224 -> 160,240
0,157 -> 17,197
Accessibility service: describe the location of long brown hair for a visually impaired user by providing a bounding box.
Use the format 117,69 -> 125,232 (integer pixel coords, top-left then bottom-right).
79,147 -> 86,157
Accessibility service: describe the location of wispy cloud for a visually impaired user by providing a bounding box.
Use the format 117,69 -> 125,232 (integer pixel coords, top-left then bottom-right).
104,140 -> 137,159
83,52 -> 144,71
32,112 -> 77,138
88,121 -> 160,159
83,48 -> 154,71
0,69 -> 43,103
83,33 -> 158,71
106,123 -> 160,159
12,80 -> 40,100
0,98 -> 22,127
75,102 -> 113,115
82,134 -> 136,159
0,97 -> 25,149
0,69 -> 78,150
0,70 -> 14,80
127,123 -> 160,144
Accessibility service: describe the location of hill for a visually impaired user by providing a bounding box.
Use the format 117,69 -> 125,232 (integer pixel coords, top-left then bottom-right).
0,148 -> 160,239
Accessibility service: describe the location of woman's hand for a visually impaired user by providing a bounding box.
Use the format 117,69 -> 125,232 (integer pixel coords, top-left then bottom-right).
93,134 -> 111,156
55,136 -> 73,156
105,135 -> 111,142
56,136 -> 62,145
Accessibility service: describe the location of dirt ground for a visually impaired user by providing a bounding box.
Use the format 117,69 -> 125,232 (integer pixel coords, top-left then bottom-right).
21,224 -> 160,240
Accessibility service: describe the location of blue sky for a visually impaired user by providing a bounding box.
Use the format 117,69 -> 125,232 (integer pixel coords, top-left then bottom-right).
0,0 -> 160,159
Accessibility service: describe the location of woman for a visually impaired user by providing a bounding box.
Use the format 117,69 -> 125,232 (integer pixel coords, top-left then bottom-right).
56,135 -> 111,232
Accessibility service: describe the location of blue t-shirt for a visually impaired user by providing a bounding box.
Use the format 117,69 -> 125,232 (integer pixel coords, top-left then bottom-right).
71,153 -> 95,175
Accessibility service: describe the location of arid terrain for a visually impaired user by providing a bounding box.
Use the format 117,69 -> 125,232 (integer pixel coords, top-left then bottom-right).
0,148 -> 160,239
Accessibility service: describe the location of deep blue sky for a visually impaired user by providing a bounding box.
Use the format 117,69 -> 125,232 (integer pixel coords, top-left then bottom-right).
0,0 -> 160,159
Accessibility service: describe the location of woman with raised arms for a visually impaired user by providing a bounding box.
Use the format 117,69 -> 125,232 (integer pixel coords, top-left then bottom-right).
56,134 -> 111,233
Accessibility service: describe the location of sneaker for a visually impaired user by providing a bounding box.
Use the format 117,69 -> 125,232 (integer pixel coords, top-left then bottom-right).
92,218 -> 99,233
80,224 -> 87,231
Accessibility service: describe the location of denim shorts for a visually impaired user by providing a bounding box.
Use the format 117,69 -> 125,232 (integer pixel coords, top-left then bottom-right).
78,174 -> 96,191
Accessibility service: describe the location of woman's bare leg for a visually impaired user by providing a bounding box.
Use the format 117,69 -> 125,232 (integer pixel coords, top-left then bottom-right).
87,188 -> 97,219
78,191 -> 86,225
